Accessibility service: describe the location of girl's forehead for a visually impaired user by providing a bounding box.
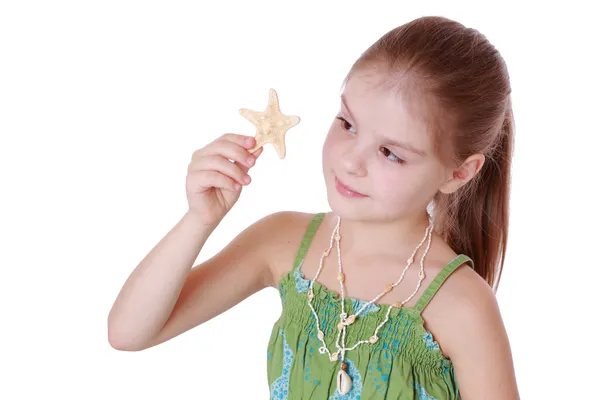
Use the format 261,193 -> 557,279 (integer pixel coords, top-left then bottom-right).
344,70 -> 424,108
342,79 -> 432,143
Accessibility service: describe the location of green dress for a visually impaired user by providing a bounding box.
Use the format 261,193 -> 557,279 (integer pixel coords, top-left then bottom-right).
266,213 -> 474,399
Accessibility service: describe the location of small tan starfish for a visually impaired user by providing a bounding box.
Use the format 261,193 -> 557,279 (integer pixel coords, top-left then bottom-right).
239,88 -> 300,159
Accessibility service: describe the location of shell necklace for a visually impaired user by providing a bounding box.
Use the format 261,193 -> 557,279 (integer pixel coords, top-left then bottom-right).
306,214 -> 434,395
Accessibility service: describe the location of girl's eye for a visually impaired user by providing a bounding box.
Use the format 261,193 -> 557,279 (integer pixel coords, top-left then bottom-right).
336,116 -> 356,133
380,147 -> 404,164
335,116 -> 404,164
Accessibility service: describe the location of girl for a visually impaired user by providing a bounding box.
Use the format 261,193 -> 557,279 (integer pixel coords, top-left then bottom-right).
108,16 -> 519,399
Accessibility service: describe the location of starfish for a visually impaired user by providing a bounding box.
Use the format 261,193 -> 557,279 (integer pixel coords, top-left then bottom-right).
239,88 -> 300,159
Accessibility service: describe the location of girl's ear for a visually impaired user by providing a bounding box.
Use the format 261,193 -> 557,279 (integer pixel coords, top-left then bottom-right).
439,154 -> 486,194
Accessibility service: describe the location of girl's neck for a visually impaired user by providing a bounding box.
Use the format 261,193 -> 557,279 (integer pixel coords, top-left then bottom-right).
334,210 -> 432,257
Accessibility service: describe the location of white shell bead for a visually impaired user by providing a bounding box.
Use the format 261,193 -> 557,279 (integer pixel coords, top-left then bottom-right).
337,369 -> 352,395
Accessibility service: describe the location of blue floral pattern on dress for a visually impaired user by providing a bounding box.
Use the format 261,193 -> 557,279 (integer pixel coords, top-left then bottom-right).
270,330 -> 293,399
293,259 -> 310,293
350,297 -> 380,315
423,332 -> 440,351
415,382 -> 437,399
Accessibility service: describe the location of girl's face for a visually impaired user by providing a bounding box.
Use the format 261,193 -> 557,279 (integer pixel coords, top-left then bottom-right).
322,72 -> 450,222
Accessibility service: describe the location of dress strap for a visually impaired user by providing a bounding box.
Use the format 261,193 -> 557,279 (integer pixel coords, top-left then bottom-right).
292,212 -> 326,270
413,254 -> 474,314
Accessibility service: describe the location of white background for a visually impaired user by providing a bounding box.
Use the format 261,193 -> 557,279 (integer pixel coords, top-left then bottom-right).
1,1 -> 598,399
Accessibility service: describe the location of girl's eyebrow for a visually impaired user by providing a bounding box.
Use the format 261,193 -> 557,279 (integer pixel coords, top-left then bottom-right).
384,137 -> 427,157
340,94 -> 427,157
341,94 -> 358,123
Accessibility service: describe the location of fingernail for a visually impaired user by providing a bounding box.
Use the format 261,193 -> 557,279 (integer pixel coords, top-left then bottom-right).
244,175 -> 251,184
245,137 -> 254,145
246,157 -> 254,166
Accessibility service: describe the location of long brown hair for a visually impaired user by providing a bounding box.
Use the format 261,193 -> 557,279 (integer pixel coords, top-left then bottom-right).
345,16 -> 514,292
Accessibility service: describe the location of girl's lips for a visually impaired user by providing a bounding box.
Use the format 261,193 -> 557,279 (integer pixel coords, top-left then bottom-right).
335,176 -> 367,198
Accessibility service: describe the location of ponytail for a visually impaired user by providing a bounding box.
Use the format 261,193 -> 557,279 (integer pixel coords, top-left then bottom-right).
434,106 -> 514,292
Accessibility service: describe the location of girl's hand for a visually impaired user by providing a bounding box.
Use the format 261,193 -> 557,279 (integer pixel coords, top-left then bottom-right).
185,134 -> 263,226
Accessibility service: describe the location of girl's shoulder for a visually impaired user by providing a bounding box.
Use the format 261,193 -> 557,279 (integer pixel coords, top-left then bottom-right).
420,246 -> 503,363
252,211 -> 330,288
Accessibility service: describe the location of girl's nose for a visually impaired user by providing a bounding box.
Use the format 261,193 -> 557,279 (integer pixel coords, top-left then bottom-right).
341,148 -> 367,177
